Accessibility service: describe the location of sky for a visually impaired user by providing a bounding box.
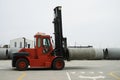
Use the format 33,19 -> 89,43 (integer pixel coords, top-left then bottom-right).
0,0 -> 120,48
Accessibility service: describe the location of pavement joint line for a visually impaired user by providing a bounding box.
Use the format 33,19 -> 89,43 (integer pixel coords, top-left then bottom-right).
109,72 -> 120,80
17,72 -> 26,80
66,71 -> 72,80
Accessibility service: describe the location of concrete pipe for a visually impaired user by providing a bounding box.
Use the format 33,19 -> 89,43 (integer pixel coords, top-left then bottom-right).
0,48 -> 8,59
105,48 -> 120,59
67,48 -> 96,60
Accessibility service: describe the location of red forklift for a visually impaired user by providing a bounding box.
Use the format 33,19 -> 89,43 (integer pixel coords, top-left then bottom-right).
12,6 -> 69,71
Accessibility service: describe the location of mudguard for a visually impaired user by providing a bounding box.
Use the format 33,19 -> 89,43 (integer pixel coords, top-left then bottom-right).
12,52 -> 29,67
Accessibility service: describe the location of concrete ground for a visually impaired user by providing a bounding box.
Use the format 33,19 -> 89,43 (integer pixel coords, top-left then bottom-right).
0,60 -> 120,80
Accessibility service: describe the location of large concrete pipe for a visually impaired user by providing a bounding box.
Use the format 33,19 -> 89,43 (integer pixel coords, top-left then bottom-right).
105,48 -> 120,59
0,48 -> 8,59
67,48 -> 104,60
67,48 -> 96,60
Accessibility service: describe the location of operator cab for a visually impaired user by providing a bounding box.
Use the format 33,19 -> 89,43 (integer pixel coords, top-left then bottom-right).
34,32 -> 53,54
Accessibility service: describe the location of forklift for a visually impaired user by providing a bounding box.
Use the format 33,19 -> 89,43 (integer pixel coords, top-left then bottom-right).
12,6 -> 69,71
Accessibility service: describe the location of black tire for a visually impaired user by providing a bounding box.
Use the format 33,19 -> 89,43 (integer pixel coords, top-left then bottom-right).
16,58 -> 28,71
52,58 -> 65,70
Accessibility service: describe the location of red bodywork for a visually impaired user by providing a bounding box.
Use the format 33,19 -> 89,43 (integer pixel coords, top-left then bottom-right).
18,33 -> 57,68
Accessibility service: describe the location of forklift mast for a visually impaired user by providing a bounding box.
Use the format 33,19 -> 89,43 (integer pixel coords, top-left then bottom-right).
53,6 -> 68,59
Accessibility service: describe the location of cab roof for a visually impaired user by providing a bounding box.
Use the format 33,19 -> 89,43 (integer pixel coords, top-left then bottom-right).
34,32 -> 50,37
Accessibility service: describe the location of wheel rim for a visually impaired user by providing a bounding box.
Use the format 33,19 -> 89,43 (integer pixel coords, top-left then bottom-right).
18,61 -> 26,68
56,60 -> 63,69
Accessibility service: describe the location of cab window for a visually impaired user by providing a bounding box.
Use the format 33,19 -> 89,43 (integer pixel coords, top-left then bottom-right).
38,38 -> 41,47
34,38 -> 36,47
42,38 -> 50,53
43,38 -> 50,47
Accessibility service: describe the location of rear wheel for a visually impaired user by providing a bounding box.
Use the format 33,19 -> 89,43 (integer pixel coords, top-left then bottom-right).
52,58 -> 65,70
16,58 -> 28,71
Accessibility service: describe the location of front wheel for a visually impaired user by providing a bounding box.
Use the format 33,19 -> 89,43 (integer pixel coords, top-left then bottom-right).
52,58 -> 65,70
16,58 -> 28,71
